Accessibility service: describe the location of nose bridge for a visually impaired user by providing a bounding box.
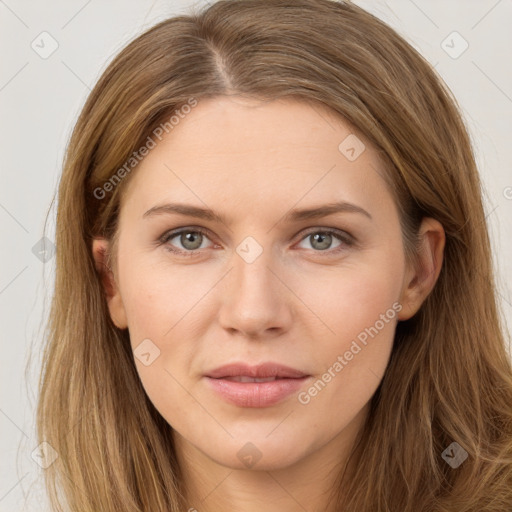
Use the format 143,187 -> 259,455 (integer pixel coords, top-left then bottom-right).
232,236 -> 278,309
218,235 -> 291,337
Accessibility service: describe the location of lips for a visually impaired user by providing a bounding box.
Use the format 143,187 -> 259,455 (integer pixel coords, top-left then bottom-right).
204,362 -> 311,408
205,362 -> 308,380
223,376 -> 279,383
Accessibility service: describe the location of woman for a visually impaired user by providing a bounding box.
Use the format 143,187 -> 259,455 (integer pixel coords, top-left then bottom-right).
37,0 -> 512,510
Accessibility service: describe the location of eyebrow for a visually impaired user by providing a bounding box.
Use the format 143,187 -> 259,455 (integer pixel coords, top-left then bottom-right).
142,200 -> 372,224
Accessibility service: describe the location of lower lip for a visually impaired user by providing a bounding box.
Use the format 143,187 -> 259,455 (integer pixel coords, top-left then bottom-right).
205,376 -> 310,408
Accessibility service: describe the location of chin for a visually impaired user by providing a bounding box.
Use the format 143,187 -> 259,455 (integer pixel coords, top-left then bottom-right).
203,435 -> 311,472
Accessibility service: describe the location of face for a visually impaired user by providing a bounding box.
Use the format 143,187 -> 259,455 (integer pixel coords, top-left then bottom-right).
94,96 -> 439,472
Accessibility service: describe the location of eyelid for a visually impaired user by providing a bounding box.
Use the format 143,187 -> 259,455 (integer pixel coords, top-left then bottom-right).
158,225 -> 355,255
158,226 -> 216,255
298,226 -> 354,245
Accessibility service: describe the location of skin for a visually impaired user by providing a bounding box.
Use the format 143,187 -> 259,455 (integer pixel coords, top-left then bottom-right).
93,96 -> 445,512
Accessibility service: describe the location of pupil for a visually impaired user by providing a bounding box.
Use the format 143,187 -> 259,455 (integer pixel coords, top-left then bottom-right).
313,233 -> 331,250
183,232 -> 201,249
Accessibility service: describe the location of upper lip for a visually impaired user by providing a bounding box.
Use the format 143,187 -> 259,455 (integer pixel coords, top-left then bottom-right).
205,362 -> 309,379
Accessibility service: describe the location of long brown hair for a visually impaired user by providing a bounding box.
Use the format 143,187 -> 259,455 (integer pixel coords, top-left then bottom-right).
36,0 -> 512,510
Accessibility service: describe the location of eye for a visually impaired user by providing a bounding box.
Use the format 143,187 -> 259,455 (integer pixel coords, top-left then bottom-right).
296,229 -> 353,253
159,227 -> 214,256
158,227 -> 354,257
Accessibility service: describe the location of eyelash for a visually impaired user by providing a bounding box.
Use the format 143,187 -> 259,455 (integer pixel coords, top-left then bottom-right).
158,226 -> 355,257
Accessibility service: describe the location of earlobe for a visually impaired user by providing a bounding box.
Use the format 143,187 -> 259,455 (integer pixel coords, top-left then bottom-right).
92,237 -> 128,330
397,218 -> 445,321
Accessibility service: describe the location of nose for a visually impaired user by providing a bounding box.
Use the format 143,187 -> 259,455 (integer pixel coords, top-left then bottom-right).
218,244 -> 293,339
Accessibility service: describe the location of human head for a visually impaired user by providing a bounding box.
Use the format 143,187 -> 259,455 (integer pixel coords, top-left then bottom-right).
37,1 -> 512,510
92,90 -> 444,475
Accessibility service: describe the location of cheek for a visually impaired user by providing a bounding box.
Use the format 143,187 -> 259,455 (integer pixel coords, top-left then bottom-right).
119,258 -> 210,395
121,239 -> 404,358
293,252 -> 403,407
120,258 -> 200,341
120,264 -> 201,424
298,251 -> 403,344
120,237 -> 403,408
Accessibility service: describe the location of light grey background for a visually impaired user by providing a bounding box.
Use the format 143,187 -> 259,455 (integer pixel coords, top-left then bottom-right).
1,1 -> 511,510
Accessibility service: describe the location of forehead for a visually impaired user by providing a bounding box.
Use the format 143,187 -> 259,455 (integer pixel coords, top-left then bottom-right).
158,95 -> 360,155
120,96 -> 393,220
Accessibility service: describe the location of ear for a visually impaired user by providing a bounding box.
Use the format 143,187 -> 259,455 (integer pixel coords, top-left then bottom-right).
397,217 -> 445,321
92,237 -> 128,330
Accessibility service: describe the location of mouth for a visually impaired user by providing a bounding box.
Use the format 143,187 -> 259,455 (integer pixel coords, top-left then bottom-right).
221,376 -> 287,383
204,362 -> 311,407
205,362 -> 309,379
